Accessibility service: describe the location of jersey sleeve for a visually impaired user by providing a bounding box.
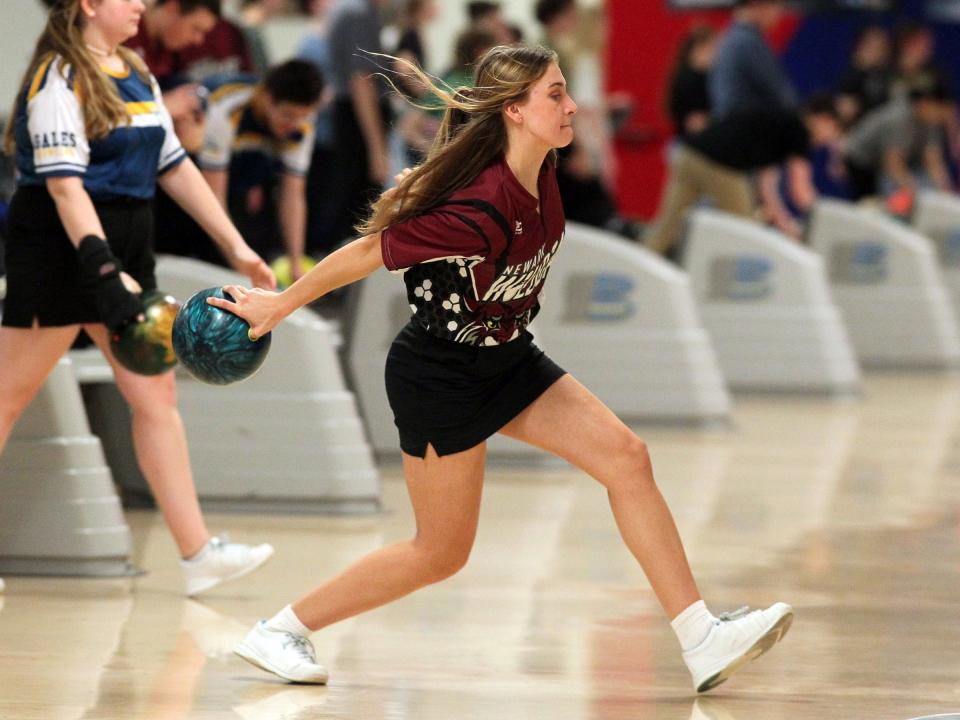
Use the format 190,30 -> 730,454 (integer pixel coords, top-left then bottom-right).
197,92 -> 237,171
280,125 -> 315,177
380,202 -> 502,272
26,60 -> 89,178
153,77 -> 187,174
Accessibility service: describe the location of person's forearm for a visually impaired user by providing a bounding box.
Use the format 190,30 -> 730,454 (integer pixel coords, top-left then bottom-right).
46,177 -> 106,246
280,232 -> 383,313
279,175 -> 306,262
159,159 -> 246,260
201,168 -> 229,210
757,166 -> 788,222
351,74 -> 386,160
883,150 -> 915,190
924,146 -> 952,191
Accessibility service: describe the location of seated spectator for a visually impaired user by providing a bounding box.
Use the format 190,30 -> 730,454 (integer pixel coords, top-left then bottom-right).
835,25 -> 891,129
667,25 -> 718,140
198,61 -> 324,278
644,105 -> 826,258
843,76 -> 953,201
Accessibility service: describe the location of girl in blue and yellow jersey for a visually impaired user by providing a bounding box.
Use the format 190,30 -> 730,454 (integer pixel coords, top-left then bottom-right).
0,0 -> 277,597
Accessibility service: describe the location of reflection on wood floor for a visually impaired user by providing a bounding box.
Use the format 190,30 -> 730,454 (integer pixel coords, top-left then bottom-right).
2,373 -> 960,719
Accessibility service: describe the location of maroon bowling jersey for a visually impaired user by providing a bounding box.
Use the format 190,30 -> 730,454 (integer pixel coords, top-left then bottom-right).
381,155 -> 565,346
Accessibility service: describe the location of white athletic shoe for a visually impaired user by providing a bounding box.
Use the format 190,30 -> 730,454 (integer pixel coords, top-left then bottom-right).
234,621 -> 329,684
181,535 -> 274,597
682,602 -> 793,693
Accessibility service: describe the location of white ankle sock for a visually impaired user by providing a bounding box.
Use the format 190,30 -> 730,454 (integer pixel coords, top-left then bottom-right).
183,537 -> 214,563
671,600 -> 717,651
266,605 -> 312,637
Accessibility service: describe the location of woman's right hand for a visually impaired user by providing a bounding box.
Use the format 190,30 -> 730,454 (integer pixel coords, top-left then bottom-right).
207,284 -> 284,340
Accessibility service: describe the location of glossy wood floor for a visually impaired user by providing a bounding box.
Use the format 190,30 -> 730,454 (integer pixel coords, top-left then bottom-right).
3,372 -> 960,719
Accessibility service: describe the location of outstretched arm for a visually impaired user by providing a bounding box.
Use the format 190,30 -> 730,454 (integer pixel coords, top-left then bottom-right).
209,232 -> 384,338
159,158 -> 275,289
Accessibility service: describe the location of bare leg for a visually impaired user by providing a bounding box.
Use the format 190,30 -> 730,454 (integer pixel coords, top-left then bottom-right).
0,324 -> 80,451
84,325 -> 209,558
292,443 -> 487,630
500,374 -> 701,619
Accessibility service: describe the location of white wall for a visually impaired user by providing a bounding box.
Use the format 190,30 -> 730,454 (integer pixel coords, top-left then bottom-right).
0,1 -> 48,120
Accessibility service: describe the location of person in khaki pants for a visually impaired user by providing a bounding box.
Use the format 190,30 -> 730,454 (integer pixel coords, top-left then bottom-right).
644,105 -> 825,258
644,146 -> 754,256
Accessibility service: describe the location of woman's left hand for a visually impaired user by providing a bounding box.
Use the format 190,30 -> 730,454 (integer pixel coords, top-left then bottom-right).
227,245 -> 276,290
208,284 -> 283,339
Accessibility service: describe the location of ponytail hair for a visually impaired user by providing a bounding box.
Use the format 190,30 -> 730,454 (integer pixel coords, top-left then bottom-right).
4,0 -> 151,155
358,44 -> 558,236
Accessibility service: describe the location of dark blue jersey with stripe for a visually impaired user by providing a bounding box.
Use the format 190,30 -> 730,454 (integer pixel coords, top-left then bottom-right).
12,54 -> 186,200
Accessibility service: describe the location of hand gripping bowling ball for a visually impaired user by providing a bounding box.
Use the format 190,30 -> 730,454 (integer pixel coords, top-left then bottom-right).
172,287 -> 271,385
109,290 -> 181,376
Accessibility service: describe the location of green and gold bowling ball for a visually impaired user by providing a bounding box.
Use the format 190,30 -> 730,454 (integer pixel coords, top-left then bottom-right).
271,254 -> 317,289
109,290 -> 181,376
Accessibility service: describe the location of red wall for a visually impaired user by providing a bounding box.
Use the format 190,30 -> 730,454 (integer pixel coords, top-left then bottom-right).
605,1 -> 798,219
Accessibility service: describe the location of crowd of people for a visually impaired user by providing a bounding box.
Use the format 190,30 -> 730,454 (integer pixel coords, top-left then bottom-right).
0,0 -> 628,286
647,0 -> 958,259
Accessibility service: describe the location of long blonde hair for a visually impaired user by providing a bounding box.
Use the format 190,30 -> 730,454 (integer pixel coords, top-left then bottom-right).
359,44 -> 558,235
4,0 -> 151,154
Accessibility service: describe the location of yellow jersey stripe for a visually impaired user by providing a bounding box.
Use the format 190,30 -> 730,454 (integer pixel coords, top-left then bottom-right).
209,83 -> 251,104
27,56 -> 55,102
126,101 -> 159,115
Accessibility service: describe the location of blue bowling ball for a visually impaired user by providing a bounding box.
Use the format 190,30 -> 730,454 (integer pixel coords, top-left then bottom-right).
172,287 -> 271,385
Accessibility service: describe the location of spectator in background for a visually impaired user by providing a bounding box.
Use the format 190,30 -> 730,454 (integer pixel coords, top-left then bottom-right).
238,0 -> 289,75
890,22 -> 949,103
759,94 -> 846,235
442,27 -> 497,90
843,77 -> 953,201
326,0 -> 390,251
835,25 -> 891,128
709,0 -> 796,119
393,0 -> 437,99
667,25 -> 718,140
467,1 -> 513,45
535,0 -> 580,94
296,0 -> 337,254
125,0 -> 228,149
644,104 -> 825,258
391,0 -> 440,168
199,61 -> 324,279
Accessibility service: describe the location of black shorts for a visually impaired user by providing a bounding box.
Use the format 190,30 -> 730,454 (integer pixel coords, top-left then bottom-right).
3,186 -> 157,328
384,322 -> 567,458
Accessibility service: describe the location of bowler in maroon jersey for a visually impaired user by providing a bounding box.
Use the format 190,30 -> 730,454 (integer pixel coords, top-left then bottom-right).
212,44 -> 794,693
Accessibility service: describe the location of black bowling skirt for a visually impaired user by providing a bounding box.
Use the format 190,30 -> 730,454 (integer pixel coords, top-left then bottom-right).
3,185 -> 157,328
385,321 -> 567,458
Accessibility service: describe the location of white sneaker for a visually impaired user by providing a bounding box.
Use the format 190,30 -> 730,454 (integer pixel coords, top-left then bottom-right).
234,621 -> 329,684
682,602 -> 793,693
181,535 -> 274,597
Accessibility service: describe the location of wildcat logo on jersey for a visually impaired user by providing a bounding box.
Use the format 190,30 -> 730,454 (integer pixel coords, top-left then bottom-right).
33,131 -> 78,149
482,237 -> 561,303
